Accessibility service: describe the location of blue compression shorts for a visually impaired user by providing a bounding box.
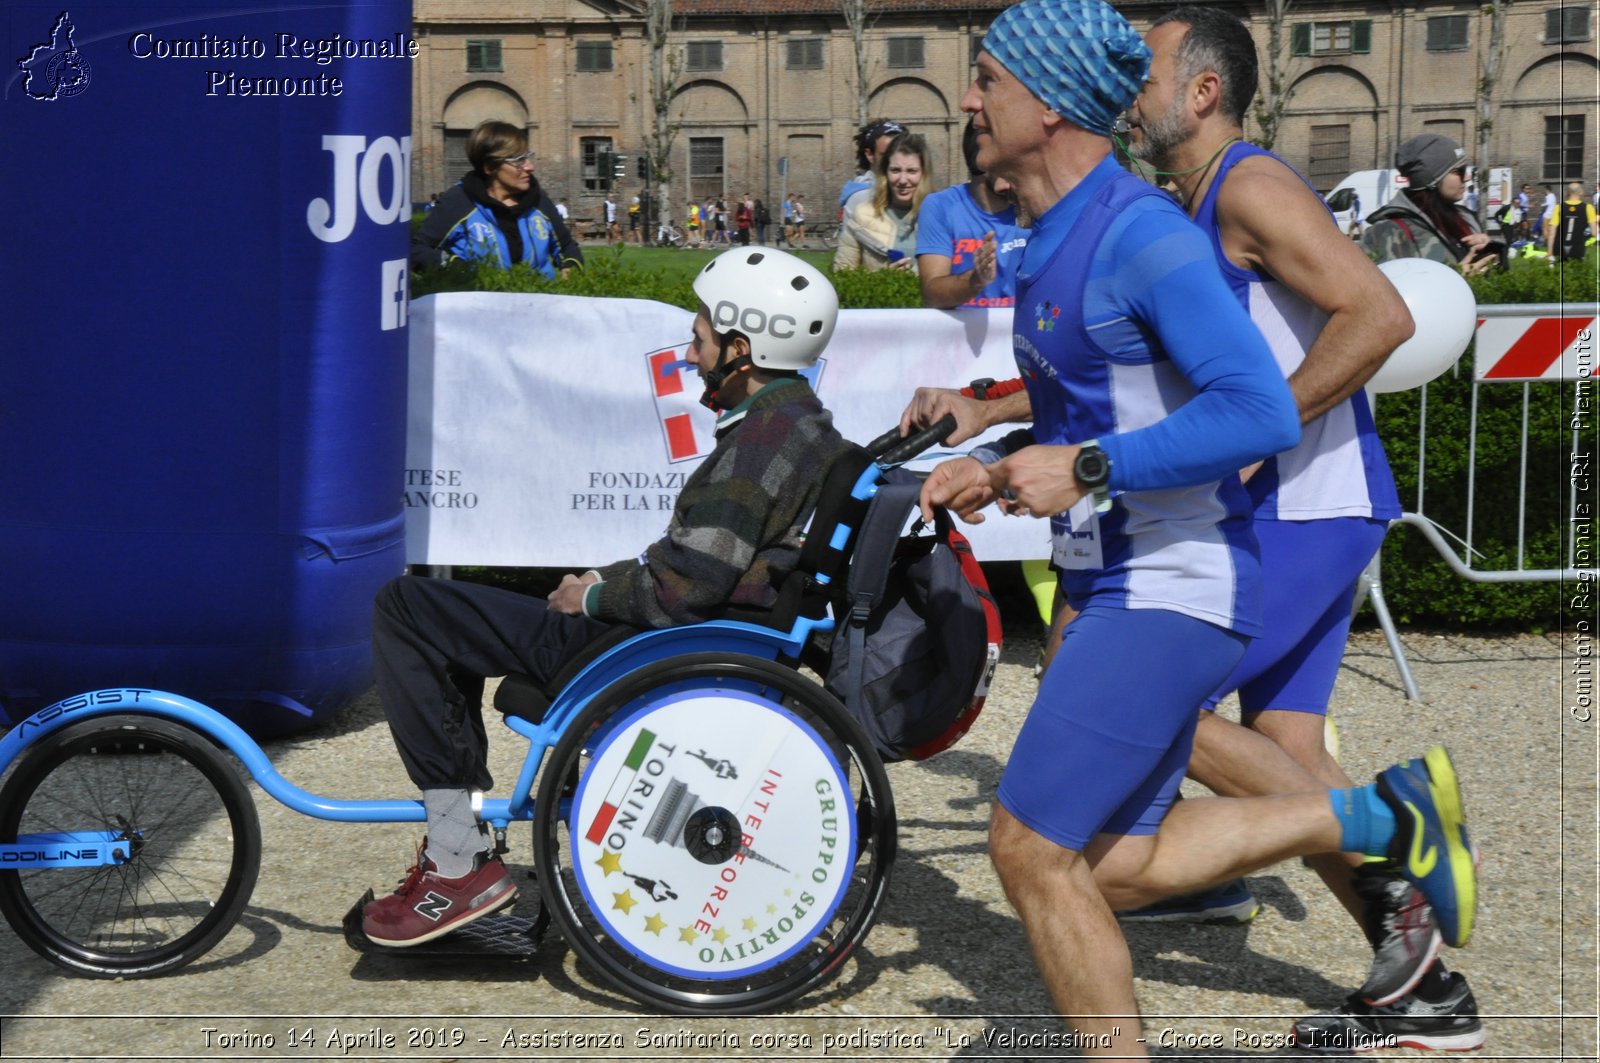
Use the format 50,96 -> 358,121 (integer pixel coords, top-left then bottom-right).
1204,516 -> 1388,716
998,603 -> 1248,852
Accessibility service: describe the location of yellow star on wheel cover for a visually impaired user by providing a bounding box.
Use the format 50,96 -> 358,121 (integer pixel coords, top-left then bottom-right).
612,889 -> 637,914
712,926 -> 730,942
594,849 -> 623,876
742,916 -> 758,931
643,913 -> 667,936
678,925 -> 699,943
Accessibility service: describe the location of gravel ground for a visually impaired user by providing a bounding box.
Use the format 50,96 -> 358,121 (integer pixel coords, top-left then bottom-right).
0,628 -> 1593,1062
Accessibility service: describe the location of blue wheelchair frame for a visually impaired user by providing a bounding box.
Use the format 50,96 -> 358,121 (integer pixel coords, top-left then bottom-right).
0,614 -> 827,856
0,416 -> 950,1010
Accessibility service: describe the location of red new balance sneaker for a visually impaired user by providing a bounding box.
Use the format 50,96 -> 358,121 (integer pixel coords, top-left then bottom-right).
361,841 -> 516,947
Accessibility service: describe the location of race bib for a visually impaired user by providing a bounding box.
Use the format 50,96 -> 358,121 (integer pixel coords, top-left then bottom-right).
1050,497 -> 1103,570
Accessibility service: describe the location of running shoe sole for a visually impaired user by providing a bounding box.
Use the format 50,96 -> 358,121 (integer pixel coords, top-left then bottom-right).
1422,746 -> 1476,948
1118,881 -> 1260,925
365,884 -> 517,948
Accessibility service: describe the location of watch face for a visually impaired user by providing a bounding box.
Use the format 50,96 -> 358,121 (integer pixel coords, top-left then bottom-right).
1076,448 -> 1109,486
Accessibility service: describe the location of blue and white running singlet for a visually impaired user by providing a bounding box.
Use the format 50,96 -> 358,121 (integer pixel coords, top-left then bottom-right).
1192,143 -> 1400,522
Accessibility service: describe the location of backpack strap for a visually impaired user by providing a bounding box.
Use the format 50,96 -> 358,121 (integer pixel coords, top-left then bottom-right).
837,476 -> 930,749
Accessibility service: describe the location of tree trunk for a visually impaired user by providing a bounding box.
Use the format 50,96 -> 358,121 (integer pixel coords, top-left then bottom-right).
843,0 -> 875,127
644,0 -> 683,221
1252,0 -> 1295,151
1474,0 -> 1510,226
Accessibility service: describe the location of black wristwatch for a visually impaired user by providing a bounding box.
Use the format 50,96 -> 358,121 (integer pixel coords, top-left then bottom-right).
1074,439 -> 1113,514
968,377 -> 997,401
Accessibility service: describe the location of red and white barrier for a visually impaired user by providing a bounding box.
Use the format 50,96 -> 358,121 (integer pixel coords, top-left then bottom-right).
1475,311 -> 1597,381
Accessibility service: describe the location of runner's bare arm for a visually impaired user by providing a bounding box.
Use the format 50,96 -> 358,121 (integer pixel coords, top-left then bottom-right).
1217,159 -> 1415,424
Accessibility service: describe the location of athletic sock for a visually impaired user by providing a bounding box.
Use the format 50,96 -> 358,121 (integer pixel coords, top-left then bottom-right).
1329,784 -> 1398,856
422,788 -> 487,879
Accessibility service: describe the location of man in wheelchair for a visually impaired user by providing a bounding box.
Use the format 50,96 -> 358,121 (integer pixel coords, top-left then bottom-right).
362,247 -> 854,947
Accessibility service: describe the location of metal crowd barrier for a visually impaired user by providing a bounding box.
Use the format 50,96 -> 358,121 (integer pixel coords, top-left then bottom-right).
1363,302 -> 1598,698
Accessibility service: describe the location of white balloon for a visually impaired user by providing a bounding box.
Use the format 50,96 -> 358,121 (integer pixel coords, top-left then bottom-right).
1367,258 -> 1478,392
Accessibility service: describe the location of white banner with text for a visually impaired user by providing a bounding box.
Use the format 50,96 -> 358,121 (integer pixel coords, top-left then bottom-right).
404,292 -> 1051,566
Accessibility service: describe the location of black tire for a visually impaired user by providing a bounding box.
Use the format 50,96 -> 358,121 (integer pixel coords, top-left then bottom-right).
0,714 -> 261,977
533,653 -> 895,1013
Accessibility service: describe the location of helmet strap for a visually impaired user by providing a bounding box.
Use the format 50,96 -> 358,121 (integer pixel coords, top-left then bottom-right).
698,333 -> 755,412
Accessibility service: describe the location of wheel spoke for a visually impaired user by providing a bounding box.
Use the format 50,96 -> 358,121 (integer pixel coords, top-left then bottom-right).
0,716 -> 260,976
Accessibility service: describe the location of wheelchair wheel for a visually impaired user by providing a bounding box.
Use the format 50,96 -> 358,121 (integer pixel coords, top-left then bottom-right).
0,714 -> 261,977
533,653 -> 895,1013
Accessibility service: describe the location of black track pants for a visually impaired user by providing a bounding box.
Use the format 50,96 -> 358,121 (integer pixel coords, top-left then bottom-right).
371,575 -> 610,791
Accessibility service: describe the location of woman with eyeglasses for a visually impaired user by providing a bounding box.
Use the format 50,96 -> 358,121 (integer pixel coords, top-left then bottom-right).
411,120 -> 583,277
1361,133 -> 1501,274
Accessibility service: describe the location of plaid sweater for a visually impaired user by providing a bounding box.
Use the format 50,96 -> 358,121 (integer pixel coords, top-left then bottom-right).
588,378 -> 850,628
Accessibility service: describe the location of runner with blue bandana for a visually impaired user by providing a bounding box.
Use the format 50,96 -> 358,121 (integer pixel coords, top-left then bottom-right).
915,1 -> 1479,1053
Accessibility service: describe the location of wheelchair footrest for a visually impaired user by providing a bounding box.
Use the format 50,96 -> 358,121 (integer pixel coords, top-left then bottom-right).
342,887 -> 549,959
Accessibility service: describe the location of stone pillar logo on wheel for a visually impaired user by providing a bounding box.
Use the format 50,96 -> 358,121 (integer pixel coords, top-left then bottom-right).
572,690 -> 857,976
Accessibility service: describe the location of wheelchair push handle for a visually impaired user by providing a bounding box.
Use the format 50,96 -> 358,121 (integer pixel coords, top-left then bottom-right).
867,413 -> 958,467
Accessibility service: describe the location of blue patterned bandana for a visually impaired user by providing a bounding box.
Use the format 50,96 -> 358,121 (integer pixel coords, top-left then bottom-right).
983,0 -> 1151,137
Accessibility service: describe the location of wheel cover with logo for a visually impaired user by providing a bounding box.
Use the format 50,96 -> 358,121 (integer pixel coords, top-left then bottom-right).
569,688 -> 856,980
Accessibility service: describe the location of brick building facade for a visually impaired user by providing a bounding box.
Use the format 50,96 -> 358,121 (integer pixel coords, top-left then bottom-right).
410,1 -> 1597,222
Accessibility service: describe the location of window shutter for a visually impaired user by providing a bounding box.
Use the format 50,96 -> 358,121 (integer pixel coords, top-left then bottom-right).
1291,23 -> 1311,56
787,38 -> 823,69
1546,8 -> 1564,41
888,37 -> 925,68
1352,20 -> 1372,53
1567,6 -> 1593,40
466,39 -> 502,72
687,41 -> 722,71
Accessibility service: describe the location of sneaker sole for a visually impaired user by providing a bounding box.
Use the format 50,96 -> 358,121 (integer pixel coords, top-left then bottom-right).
1423,746 -> 1476,947
1392,1027 -> 1489,1052
364,884 -> 518,948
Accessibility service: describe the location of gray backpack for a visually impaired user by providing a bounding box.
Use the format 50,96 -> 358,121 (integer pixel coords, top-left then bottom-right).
818,466 -> 1003,762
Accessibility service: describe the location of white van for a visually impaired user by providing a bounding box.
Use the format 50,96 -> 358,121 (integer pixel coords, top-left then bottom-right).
1323,169 -> 1406,235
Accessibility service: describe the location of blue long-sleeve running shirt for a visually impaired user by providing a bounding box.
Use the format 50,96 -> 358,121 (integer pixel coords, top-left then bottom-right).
984,155 -> 1299,634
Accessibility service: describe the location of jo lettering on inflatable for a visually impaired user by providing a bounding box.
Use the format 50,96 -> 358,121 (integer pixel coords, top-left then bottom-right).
307,134 -> 413,243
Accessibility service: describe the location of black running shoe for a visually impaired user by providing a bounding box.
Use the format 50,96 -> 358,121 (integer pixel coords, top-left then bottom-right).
1353,868 -> 1442,1005
1291,972 -> 1486,1054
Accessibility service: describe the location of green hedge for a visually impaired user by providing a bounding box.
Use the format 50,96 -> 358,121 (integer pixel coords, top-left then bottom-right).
1368,253 -> 1593,630
411,245 -> 928,310
415,248 -> 1597,630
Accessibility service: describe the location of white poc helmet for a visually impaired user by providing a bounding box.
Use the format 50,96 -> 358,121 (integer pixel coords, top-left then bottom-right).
691,248 -> 838,371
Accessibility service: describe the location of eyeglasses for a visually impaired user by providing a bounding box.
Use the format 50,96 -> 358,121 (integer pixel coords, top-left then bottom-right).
498,152 -> 536,168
